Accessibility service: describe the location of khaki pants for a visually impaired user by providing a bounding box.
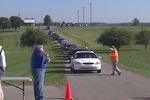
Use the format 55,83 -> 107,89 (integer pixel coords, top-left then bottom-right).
0,81 -> 4,100
112,60 -> 121,74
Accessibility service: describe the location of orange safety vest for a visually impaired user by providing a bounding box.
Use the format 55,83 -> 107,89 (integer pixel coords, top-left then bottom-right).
110,48 -> 118,61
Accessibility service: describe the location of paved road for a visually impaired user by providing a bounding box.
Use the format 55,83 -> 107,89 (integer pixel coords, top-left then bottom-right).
3,86 -> 64,100
65,61 -> 150,100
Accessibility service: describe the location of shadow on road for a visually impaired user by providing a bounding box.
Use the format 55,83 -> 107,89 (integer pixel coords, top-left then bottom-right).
65,69 -> 112,76
45,97 -> 63,100
131,97 -> 150,100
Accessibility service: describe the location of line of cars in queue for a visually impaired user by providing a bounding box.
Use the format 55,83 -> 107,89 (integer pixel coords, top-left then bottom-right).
48,31 -> 102,73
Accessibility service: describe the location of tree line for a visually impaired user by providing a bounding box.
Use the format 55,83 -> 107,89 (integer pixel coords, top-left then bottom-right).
0,16 -> 24,31
97,27 -> 150,51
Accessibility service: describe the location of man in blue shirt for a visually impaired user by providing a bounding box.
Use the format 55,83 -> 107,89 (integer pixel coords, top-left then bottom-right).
31,39 -> 50,100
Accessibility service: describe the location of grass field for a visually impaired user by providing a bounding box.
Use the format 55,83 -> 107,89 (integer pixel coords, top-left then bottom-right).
0,29 -> 66,86
54,26 -> 150,77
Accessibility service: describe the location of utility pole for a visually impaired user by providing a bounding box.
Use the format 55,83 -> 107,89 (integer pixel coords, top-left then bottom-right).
77,10 -> 79,23
90,3 -> 92,23
82,6 -> 85,23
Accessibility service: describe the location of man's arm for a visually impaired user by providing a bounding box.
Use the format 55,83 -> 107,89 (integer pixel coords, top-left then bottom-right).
40,49 -> 51,63
1,50 -> 6,71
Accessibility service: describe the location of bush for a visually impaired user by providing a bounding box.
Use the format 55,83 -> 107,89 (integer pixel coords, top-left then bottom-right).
135,30 -> 150,50
97,27 -> 131,50
20,28 -> 49,47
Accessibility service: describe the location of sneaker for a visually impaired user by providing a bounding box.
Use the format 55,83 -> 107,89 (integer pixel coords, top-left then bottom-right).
110,73 -> 115,75
118,72 -> 121,76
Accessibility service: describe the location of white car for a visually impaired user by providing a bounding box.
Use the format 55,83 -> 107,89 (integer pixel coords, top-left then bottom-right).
71,51 -> 101,73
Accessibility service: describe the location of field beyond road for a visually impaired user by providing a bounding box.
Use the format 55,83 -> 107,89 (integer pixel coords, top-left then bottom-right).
54,26 -> 150,77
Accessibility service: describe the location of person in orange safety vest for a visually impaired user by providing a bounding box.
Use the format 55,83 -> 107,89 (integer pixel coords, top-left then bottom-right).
109,46 -> 121,75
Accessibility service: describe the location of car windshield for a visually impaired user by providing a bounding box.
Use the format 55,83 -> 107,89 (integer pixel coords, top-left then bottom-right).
75,53 -> 97,58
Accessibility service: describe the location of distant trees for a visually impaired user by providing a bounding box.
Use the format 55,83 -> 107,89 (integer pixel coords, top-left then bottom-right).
10,16 -> 23,30
44,15 -> 52,29
135,30 -> 150,51
97,27 -> 131,50
0,16 -> 24,31
132,18 -> 140,26
0,17 -> 11,31
20,28 -> 49,47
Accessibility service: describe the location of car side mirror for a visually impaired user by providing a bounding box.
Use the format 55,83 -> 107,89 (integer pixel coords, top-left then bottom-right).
98,56 -> 101,59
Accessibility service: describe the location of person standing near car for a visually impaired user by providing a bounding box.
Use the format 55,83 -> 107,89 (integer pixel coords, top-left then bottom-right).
0,45 -> 6,100
109,46 -> 121,75
31,39 -> 50,100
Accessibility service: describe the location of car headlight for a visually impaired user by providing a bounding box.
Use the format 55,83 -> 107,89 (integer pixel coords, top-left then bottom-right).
74,62 -> 81,65
95,62 -> 101,65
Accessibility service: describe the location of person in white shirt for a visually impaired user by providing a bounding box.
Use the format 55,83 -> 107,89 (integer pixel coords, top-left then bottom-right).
0,45 -> 6,100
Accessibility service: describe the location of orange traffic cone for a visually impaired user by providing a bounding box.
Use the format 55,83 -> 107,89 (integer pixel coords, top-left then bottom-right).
64,82 -> 73,100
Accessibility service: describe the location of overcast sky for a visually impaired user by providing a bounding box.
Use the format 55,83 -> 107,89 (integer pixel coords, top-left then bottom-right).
0,0 -> 150,23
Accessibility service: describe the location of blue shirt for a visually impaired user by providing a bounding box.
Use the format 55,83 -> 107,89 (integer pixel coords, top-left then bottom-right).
31,47 -> 47,69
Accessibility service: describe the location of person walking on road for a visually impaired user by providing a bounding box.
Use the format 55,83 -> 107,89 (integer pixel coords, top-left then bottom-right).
31,39 -> 50,100
109,46 -> 121,75
0,45 -> 6,100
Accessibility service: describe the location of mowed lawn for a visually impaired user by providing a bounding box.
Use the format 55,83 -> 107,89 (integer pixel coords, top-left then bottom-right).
0,30 -> 66,86
54,26 -> 150,77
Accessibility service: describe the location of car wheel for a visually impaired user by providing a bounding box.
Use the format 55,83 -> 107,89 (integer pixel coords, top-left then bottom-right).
71,67 -> 73,72
71,64 -> 76,73
73,70 -> 77,73
97,70 -> 101,73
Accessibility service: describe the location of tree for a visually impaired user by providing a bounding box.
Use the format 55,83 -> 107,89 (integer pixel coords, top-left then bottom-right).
10,16 -> 22,30
44,15 -> 52,28
20,28 -> 49,47
60,21 -> 65,27
97,27 -> 131,50
132,18 -> 140,26
0,17 -> 11,31
135,30 -> 150,51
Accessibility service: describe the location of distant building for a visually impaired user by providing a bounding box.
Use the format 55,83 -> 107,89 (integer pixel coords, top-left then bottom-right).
23,18 -> 36,27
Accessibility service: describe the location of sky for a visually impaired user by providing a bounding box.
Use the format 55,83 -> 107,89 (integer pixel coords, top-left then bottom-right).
0,0 -> 150,23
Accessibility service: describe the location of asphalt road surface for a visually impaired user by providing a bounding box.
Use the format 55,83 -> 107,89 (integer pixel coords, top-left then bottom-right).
65,61 -> 150,100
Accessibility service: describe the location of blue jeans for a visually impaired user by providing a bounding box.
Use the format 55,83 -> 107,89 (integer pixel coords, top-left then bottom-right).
32,68 -> 46,100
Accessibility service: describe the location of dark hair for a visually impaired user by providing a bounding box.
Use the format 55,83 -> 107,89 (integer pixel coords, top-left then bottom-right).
35,39 -> 43,45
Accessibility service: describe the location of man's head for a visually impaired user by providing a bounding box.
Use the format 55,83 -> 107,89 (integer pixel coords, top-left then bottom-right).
35,39 -> 44,49
110,45 -> 115,52
36,39 -> 43,45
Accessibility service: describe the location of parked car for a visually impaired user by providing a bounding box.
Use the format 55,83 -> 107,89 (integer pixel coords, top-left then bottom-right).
51,32 -> 60,40
71,51 -> 101,73
48,31 -> 53,36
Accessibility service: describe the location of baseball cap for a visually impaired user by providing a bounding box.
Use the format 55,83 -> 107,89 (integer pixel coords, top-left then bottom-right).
35,39 -> 43,45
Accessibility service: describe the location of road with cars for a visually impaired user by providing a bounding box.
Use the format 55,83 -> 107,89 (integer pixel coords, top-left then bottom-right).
45,27 -> 150,100
65,61 -> 150,100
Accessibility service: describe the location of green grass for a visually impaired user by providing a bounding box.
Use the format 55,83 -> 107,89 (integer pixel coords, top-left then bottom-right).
0,29 -> 66,86
54,26 -> 150,77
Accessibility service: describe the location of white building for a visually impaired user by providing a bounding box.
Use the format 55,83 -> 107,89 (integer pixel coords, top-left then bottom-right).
23,18 -> 36,27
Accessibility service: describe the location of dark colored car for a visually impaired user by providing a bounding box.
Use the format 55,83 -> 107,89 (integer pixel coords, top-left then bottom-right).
68,47 -> 88,62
